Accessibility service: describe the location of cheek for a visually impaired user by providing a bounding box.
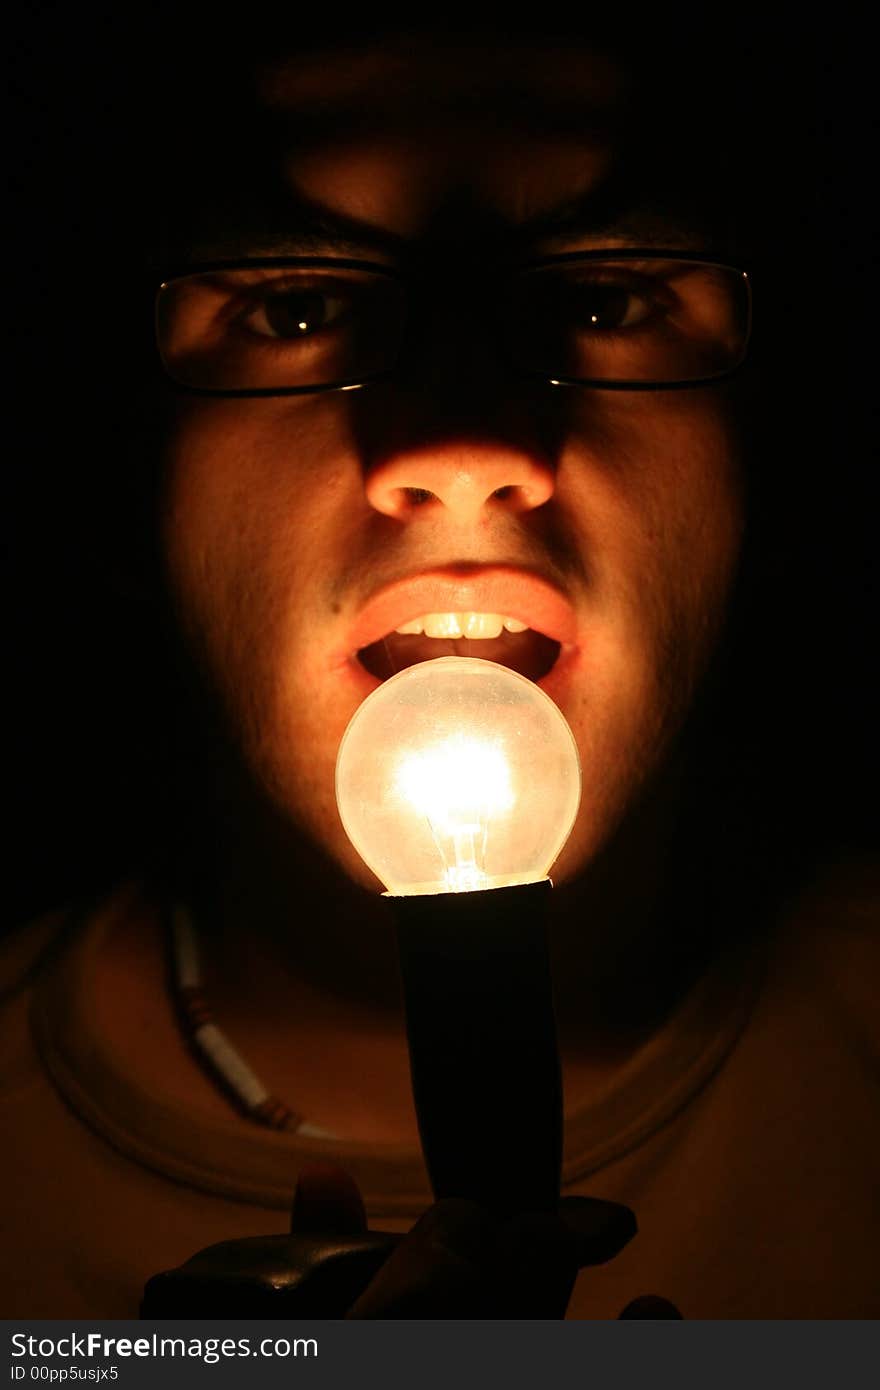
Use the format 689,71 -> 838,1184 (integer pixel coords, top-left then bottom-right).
161,397 -> 355,626
159,399 -> 362,772
550,394 -> 744,875
563,391 -> 743,663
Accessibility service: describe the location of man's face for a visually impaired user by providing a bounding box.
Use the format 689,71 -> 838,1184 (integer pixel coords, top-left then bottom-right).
160,37 -> 744,891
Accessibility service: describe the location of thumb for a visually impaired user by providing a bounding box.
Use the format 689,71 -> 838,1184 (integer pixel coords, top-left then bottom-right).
619,1294 -> 683,1319
290,1163 -> 368,1235
347,1197 -> 636,1319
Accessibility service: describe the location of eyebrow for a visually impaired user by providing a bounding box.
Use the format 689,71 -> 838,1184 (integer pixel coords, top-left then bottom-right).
171,195 -> 410,265
171,183 -> 718,269
509,180 -> 717,253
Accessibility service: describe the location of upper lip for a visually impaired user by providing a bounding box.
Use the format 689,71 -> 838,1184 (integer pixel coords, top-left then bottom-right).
342,564 -> 579,659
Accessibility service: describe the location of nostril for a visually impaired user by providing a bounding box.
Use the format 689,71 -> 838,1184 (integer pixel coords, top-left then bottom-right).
490,482 -> 550,512
365,450 -> 555,520
376,486 -> 440,519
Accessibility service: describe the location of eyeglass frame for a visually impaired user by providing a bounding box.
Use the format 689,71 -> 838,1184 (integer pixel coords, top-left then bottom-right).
154,247 -> 752,397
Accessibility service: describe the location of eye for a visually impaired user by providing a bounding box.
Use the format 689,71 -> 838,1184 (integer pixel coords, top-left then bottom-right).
241,286 -> 347,340
511,268 -> 667,344
567,281 -> 655,331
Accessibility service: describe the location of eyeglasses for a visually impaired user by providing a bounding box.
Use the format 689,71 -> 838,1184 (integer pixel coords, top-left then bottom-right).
155,251 -> 751,396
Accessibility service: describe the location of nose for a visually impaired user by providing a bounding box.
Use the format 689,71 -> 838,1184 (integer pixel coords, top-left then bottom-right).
360,282 -> 560,522
364,441 -> 555,522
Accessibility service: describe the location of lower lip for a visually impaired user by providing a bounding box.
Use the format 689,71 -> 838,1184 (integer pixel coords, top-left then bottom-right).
338,640 -> 582,710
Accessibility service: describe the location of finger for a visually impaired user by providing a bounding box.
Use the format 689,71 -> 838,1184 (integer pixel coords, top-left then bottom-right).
347,1198 -> 503,1318
290,1163 -> 367,1236
492,1201 -> 635,1314
347,1198 -> 599,1319
493,1209 -> 582,1316
558,1196 -> 638,1267
618,1294 -> 683,1319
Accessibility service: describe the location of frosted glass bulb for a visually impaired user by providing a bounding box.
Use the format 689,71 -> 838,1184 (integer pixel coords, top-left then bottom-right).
335,657 -> 581,896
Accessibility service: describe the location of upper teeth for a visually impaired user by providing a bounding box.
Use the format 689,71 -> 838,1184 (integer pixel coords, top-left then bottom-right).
394,612 -> 529,639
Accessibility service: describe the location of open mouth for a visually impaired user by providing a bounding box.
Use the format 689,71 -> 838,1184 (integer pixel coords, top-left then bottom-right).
358,610 -> 562,683
344,567 -> 578,694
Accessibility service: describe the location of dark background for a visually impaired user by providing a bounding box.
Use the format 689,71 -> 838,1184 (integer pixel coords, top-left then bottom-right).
5,7 -> 876,926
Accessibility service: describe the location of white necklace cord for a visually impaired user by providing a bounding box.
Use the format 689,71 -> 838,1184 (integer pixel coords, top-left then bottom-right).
170,903 -> 334,1138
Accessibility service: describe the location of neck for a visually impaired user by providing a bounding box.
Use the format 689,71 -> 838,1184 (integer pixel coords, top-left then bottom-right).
153,750 -> 730,1144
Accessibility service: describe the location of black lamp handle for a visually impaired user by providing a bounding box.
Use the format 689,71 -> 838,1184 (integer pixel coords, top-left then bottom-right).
392,879 -> 562,1214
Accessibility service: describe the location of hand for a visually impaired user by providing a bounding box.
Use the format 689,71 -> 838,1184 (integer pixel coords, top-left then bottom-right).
293,1164 -> 680,1319
141,1164 -> 681,1318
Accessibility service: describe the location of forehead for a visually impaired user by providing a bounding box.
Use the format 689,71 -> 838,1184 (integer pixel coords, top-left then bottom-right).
259,37 -> 624,117
259,39 -> 619,239
163,35 -> 736,261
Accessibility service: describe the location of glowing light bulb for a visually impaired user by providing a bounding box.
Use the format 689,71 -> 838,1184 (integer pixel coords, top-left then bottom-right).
335,656 -> 581,895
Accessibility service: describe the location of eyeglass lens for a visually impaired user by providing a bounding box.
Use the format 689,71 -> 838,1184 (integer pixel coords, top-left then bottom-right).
156,257 -> 749,391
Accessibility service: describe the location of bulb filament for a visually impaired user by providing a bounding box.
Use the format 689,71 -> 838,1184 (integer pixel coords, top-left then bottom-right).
394,735 -> 514,893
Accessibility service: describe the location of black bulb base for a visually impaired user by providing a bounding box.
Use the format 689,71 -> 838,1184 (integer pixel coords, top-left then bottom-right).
391,878 -> 561,1214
